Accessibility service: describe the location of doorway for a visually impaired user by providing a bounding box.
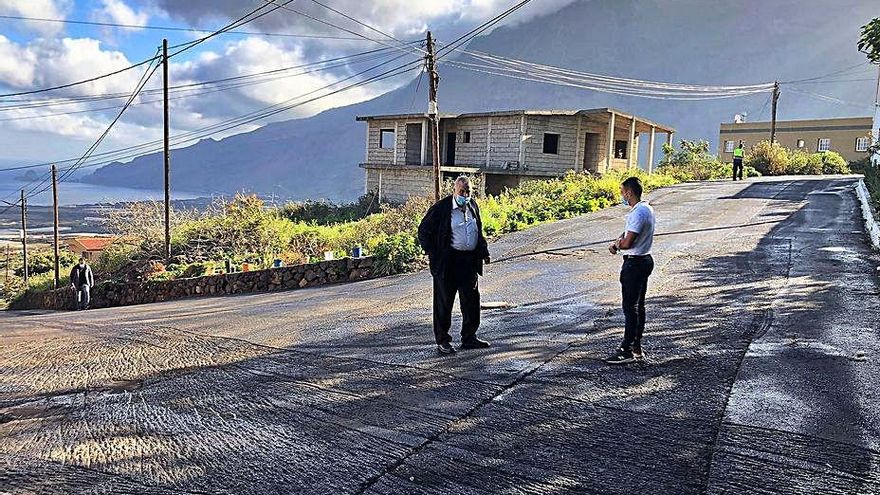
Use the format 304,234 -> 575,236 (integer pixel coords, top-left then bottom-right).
446,132 -> 457,165
583,132 -> 600,173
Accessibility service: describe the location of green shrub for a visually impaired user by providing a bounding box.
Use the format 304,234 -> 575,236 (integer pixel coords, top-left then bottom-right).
746,140 -> 790,175
815,151 -> 850,174
852,157 -> 880,208
746,141 -> 851,176
13,249 -> 77,277
657,139 -> 735,180
279,193 -> 379,225
373,233 -> 423,276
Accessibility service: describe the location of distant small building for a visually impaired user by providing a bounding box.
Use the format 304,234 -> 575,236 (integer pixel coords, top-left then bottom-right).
67,237 -> 114,262
357,108 -> 676,203
719,116 -> 873,164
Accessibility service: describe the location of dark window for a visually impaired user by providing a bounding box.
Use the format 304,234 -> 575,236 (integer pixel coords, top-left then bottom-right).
379,129 -> 395,149
464,131 -> 471,143
614,140 -> 628,159
543,133 -> 560,154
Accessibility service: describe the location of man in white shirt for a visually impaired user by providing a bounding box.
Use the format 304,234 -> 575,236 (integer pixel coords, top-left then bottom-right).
606,177 -> 655,364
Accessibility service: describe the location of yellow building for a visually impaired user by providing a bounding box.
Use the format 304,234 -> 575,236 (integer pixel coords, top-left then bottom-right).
719,116 -> 873,164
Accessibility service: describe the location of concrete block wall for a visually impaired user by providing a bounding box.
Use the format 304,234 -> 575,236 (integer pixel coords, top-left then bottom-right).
365,167 -> 433,203
440,118 -> 489,166
366,120 -> 396,165
485,115 -> 522,169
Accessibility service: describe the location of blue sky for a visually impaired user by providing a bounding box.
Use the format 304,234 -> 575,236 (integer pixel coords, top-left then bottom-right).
0,0 -> 573,168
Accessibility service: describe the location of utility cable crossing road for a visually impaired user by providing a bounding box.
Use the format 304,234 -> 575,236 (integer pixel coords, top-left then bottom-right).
1,177 -> 879,494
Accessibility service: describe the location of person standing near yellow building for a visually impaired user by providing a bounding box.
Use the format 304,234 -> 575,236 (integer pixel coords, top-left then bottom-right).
732,141 -> 745,181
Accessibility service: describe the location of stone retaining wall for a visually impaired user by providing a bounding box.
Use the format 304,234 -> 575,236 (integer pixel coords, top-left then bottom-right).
11,257 -> 375,311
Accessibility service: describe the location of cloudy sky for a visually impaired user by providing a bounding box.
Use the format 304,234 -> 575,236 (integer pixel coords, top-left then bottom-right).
0,0 -> 573,167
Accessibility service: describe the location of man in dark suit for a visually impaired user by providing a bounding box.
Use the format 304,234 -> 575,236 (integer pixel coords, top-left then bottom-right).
418,176 -> 491,355
69,257 -> 95,310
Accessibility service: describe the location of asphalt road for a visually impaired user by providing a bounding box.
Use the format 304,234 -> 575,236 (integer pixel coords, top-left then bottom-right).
1,176 -> 879,494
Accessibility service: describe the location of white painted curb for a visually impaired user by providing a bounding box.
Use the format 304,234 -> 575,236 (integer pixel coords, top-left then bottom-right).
856,178 -> 880,250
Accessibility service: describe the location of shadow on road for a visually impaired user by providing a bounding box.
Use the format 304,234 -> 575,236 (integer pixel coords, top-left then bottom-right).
3,179 -> 880,494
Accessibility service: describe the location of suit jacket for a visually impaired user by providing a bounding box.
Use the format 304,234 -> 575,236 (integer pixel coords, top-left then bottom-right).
418,195 -> 490,277
69,264 -> 95,288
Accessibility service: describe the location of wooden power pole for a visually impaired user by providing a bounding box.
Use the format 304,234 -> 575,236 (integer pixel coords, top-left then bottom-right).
20,189 -> 28,285
770,81 -> 780,144
162,38 -> 172,261
426,31 -> 441,201
51,164 -> 60,289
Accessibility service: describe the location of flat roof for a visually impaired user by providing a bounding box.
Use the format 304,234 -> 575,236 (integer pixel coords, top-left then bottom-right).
720,116 -> 872,128
356,108 -> 676,133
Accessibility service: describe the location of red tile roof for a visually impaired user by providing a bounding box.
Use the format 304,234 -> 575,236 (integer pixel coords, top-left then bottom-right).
68,237 -> 114,251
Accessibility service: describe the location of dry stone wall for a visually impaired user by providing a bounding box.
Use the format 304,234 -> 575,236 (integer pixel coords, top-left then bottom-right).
12,257 -> 375,311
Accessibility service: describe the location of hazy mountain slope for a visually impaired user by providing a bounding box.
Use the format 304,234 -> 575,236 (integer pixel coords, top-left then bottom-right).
84,0 -> 878,201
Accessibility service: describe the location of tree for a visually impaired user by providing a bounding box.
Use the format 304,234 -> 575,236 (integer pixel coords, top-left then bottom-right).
858,17 -> 880,64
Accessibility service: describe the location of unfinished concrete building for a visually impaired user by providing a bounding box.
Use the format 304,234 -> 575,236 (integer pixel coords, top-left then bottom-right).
357,108 -> 676,203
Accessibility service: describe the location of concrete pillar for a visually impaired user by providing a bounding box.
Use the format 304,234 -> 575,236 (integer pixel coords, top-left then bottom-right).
648,126 -> 656,174
606,112 -> 616,173
485,117 -> 493,167
627,117 -> 637,169
666,131 -> 674,147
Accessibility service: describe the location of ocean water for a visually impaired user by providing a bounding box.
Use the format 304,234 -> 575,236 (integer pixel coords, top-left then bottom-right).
0,178 -> 200,207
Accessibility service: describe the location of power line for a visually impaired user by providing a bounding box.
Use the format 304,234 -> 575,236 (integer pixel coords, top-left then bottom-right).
0,46 -> 413,121
0,13 -> 367,41
781,61 -> 872,84
437,0 -> 534,58
0,43 -> 417,110
0,55 -> 160,98
0,1 -> 289,99
166,0 -> 295,57
4,51 -> 423,188
786,86 -> 874,111
0,52 -> 161,213
264,0 -> 425,58
440,57 -> 773,100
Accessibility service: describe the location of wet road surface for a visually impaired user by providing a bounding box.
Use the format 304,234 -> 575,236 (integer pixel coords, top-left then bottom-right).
1,176 -> 879,494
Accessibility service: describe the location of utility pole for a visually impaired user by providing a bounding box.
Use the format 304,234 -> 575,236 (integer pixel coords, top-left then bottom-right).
162,38 -> 172,261
426,31 -> 441,201
51,164 -> 60,289
770,81 -> 780,144
20,189 -> 28,285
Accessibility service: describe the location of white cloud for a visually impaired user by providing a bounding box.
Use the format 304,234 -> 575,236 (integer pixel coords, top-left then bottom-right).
95,0 -> 149,29
0,0 -> 73,35
0,34 -> 411,148
156,0 -> 576,44
0,35 -> 37,87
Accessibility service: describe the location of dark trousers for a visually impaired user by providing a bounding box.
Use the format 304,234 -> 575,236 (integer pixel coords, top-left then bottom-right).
732,158 -> 744,180
433,250 -> 480,345
620,255 -> 654,351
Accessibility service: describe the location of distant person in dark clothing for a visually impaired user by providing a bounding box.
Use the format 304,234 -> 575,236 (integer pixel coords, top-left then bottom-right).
418,176 -> 491,355
69,257 -> 95,310
606,177 -> 655,365
732,140 -> 745,181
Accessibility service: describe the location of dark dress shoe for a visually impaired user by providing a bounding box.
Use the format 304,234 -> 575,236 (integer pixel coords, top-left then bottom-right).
437,342 -> 457,355
459,338 -> 490,350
